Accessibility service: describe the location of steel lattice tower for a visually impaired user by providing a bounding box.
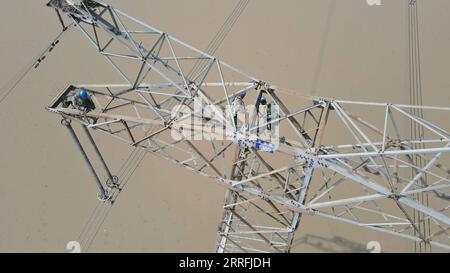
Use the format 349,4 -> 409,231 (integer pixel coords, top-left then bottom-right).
46,0 -> 450,252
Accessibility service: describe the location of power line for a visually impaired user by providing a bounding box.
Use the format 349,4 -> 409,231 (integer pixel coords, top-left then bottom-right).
189,0 -> 250,78
0,25 -> 72,106
407,0 -> 431,253
77,147 -> 147,251
311,0 -> 337,95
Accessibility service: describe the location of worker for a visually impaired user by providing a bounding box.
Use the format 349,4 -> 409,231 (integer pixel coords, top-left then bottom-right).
232,92 -> 247,129
259,95 -> 272,131
64,89 -> 96,112
74,89 -> 96,111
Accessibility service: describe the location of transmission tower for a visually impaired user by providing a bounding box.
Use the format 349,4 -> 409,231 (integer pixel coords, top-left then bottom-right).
46,0 -> 450,253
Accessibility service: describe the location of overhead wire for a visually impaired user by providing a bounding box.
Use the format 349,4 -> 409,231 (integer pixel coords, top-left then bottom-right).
189,0 -> 250,79
407,0 -> 431,253
310,0 -> 337,95
0,24 -> 73,106
80,148 -> 147,252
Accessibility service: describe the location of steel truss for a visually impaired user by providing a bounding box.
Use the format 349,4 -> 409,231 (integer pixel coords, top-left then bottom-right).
46,0 -> 450,252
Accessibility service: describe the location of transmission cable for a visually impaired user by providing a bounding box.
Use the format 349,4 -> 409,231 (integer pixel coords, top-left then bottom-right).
407,0 -> 431,253
310,0 -> 336,95
0,24 -> 73,106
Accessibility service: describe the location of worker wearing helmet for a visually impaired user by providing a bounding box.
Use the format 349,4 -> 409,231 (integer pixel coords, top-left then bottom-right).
260,96 -> 267,106
73,89 -> 96,112
232,92 -> 247,129
258,95 -> 272,131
